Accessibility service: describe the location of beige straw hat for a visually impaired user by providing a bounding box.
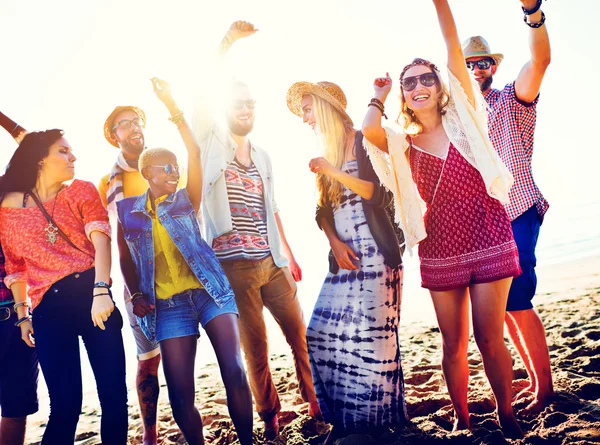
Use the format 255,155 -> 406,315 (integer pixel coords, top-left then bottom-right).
286,81 -> 353,125
462,36 -> 504,66
103,105 -> 146,148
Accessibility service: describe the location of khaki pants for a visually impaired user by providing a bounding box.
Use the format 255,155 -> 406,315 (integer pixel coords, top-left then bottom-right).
221,255 -> 316,421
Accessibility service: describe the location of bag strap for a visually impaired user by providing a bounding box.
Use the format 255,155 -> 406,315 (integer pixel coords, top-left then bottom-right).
29,191 -> 94,259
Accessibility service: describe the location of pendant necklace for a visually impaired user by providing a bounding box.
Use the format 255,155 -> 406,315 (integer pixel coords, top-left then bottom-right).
35,186 -> 62,245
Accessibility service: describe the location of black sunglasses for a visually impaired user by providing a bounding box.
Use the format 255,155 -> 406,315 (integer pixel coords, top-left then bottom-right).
465,58 -> 495,71
401,72 -> 438,92
112,117 -> 145,130
148,164 -> 179,175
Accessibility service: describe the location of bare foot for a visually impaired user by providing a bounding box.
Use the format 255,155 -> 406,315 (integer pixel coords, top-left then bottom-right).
499,414 -> 524,440
452,416 -> 470,432
514,385 -> 535,402
523,391 -> 554,416
263,414 -> 280,441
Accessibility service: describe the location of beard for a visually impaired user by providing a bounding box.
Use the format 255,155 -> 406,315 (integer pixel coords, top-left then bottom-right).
227,116 -> 254,137
481,75 -> 493,92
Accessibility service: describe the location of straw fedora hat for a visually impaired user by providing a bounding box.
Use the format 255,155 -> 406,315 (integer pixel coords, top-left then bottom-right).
103,105 -> 146,148
286,81 -> 353,125
462,36 -> 504,66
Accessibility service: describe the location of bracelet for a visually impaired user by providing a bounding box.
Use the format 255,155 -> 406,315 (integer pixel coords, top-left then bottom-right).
131,293 -> 145,305
522,0 -> 543,15
169,112 -> 185,125
130,292 -> 144,303
94,281 -> 111,289
93,292 -> 112,298
15,316 -> 32,327
13,301 -> 31,312
368,101 -> 388,120
524,10 -> 546,28
370,97 -> 385,108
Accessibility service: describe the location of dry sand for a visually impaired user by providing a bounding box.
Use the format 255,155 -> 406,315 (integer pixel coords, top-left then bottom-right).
26,256 -> 600,444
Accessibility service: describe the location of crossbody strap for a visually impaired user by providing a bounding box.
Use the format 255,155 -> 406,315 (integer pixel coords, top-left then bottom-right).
29,191 -> 94,259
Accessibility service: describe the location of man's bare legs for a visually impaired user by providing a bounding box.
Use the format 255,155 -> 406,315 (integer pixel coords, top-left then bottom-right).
136,355 -> 160,445
506,308 -> 554,413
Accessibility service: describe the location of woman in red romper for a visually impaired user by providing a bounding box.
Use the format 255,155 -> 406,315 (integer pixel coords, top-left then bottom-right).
362,0 -> 523,439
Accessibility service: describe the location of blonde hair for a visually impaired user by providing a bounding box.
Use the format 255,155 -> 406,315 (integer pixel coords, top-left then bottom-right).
311,94 -> 354,208
397,58 -> 450,137
139,147 -> 176,173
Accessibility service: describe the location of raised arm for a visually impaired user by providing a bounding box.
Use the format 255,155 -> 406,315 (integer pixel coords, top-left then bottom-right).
0,110 -> 27,143
361,73 -> 393,152
193,21 -> 258,143
152,77 -> 202,212
514,0 -> 551,103
432,0 -> 475,107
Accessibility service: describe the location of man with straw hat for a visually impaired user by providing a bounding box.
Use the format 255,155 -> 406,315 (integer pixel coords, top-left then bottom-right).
463,0 -> 553,414
191,21 -> 320,440
98,105 -> 161,445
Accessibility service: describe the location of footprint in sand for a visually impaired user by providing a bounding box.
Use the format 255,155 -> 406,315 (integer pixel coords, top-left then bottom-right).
561,329 -> 582,338
404,370 -> 434,385
585,330 -> 600,341
574,382 -> 600,401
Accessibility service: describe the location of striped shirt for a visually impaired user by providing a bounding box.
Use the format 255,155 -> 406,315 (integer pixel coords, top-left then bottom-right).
212,158 -> 270,261
485,82 -> 549,221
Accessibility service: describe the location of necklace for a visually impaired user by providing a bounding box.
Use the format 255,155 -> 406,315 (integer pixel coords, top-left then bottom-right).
33,186 -> 63,245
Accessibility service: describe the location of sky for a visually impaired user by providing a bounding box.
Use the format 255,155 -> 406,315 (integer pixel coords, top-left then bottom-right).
1,0 -> 599,330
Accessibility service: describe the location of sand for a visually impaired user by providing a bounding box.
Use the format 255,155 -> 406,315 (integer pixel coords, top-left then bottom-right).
25,255 -> 600,444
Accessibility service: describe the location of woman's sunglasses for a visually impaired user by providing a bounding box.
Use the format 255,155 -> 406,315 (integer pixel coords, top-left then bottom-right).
465,58 -> 495,71
401,72 -> 438,92
148,164 -> 179,175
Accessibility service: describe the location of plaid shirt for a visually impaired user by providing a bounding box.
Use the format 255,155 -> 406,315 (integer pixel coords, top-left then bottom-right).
0,244 -> 14,306
485,82 -> 549,221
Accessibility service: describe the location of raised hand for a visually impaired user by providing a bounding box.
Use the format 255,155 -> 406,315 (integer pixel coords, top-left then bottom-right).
227,20 -> 258,42
150,77 -> 173,105
373,72 -> 393,101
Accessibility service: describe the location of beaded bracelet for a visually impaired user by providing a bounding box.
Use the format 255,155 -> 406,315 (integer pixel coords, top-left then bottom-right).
524,11 -> 546,28
522,0 -> 543,15
169,112 -> 185,125
15,316 -> 32,327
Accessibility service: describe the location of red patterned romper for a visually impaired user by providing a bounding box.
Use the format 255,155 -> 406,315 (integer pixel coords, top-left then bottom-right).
410,143 -> 521,291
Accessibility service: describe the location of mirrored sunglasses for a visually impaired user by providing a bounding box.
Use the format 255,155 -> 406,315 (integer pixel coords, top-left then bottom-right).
401,72 -> 438,92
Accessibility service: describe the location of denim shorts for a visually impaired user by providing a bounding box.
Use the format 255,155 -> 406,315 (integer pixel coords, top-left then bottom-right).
507,205 -> 542,312
155,288 -> 238,343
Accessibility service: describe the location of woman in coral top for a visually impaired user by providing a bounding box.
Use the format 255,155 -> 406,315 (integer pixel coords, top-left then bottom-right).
0,130 -> 128,444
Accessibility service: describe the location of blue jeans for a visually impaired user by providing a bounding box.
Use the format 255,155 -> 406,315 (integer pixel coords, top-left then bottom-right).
32,268 -> 128,444
507,205 -> 542,311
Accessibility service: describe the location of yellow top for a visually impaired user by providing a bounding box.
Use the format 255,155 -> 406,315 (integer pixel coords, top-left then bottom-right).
147,194 -> 202,300
98,170 -> 149,207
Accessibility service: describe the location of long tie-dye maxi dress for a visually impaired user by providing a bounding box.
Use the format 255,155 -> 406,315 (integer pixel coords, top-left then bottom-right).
306,160 -> 408,432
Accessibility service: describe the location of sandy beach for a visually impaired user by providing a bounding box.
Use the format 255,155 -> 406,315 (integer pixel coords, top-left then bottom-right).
25,255 -> 600,444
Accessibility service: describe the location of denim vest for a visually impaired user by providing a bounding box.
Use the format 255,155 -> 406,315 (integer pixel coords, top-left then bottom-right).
117,189 -> 235,342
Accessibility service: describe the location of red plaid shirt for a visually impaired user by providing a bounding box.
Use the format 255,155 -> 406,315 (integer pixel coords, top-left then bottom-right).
485,82 -> 549,221
0,244 -> 13,306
